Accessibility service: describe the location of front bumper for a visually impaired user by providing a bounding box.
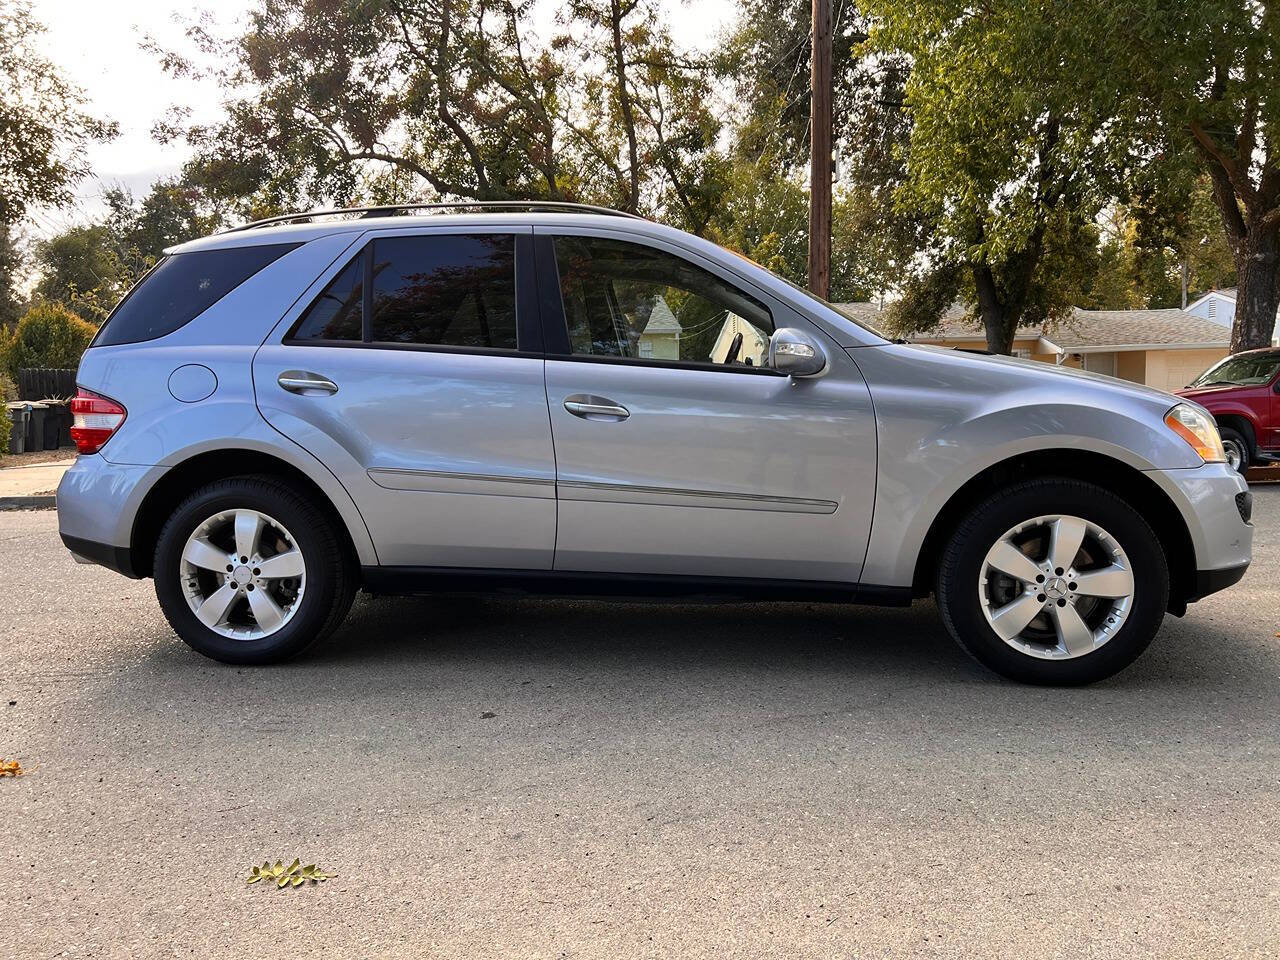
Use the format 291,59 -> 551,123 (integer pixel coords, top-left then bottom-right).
1187,562 -> 1250,603
1144,460 -> 1252,605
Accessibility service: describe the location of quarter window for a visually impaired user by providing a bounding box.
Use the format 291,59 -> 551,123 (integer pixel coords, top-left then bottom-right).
289,234 -> 519,350
291,256 -> 363,342
551,235 -> 774,368
96,243 -> 299,346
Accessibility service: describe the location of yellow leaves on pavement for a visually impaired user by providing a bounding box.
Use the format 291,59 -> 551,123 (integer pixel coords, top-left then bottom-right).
0,759 -> 23,777
247,858 -> 335,888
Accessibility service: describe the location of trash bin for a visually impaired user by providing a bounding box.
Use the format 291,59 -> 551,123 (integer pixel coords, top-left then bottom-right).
22,402 -> 48,453
5,402 -> 28,454
42,401 -> 64,449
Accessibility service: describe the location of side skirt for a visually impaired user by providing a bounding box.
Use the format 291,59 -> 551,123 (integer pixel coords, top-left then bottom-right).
360,566 -> 913,606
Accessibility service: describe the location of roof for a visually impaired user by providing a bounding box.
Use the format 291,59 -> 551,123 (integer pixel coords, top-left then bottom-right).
1047,308 -> 1230,351
833,303 -> 1230,351
642,297 -> 682,333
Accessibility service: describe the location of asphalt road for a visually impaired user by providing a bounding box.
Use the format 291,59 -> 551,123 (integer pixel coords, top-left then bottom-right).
2,489 -> 1278,959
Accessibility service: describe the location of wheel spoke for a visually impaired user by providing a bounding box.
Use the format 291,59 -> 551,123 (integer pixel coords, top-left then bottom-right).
233,510 -> 264,561
1048,516 -> 1087,572
986,540 -> 1044,584
989,592 -> 1045,641
255,549 -> 304,580
182,537 -> 228,572
195,582 -> 239,629
246,587 -> 285,632
1073,565 -> 1134,599
1050,603 -> 1095,656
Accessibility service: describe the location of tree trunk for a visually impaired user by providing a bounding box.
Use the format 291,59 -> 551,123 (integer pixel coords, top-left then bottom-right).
1231,227 -> 1279,353
973,263 -> 1015,354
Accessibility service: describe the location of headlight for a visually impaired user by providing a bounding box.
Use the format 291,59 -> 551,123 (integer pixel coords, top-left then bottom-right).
1164,403 -> 1226,463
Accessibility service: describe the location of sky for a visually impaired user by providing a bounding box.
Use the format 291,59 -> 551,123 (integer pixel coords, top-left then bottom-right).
28,0 -> 740,235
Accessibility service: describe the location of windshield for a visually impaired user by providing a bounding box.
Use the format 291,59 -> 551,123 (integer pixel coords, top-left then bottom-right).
1189,352 -> 1280,387
722,246 -> 888,339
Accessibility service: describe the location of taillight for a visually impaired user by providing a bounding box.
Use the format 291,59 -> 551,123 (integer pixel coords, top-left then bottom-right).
70,389 -> 127,454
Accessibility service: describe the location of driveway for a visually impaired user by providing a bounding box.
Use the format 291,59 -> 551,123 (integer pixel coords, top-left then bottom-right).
2,489 -> 1278,958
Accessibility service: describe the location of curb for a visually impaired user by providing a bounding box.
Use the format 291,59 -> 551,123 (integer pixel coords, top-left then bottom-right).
0,496 -> 57,511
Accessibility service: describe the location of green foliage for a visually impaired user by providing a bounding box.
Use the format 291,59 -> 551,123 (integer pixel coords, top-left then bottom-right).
0,1 -> 117,224
4,300 -> 97,377
149,0 -> 725,234
248,859 -> 334,888
0,224 -> 24,327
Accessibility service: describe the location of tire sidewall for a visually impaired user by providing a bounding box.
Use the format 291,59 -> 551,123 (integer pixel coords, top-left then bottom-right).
154,479 -> 339,665
939,481 -> 1169,685
1219,427 -> 1250,474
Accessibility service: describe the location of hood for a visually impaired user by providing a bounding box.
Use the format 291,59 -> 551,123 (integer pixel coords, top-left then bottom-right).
1176,383 -> 1252,400
882,343 -> 1180,408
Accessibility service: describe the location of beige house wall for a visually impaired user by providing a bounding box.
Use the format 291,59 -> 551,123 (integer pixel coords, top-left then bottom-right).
1144,348 -> 1226,392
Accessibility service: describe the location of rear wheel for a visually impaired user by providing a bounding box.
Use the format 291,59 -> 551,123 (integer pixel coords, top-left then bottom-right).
936,479 -> 1168,685
1219,426 -> 1250,474
154,476 -> 356,664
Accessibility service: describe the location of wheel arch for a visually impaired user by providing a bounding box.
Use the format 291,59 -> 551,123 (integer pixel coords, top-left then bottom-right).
910,449 -> 1197,612
130,448 -> 373,578
1211,413 -> 1257,455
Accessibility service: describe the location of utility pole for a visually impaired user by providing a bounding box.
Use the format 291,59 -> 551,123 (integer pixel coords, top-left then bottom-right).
808,0 -> 832,298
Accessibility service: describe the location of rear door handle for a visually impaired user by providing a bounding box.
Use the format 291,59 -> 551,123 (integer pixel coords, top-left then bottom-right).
564,395 -> 629,421
278,371 -> 338,395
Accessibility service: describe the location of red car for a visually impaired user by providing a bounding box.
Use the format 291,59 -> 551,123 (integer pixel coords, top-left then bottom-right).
1177,347 -> 1280,473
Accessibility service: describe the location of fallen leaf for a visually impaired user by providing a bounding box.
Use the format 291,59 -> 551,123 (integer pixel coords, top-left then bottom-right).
247,858 -> 336,887
0,759 -> 23,777
480,711 -> 497,719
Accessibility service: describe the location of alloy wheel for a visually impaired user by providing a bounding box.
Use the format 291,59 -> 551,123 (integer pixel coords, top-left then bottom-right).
977,514 -> 1135,660
1222,438 -> 1244,472
179,509 -> 307,640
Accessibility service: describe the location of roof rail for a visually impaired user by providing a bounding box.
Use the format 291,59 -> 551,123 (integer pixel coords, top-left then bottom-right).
221,200 -> 646,234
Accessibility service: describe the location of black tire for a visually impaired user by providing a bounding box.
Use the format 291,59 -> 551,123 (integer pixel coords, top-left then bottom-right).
1218,426 -> 1251,474
936,478 -> 1169,685
154,475 -> 356,665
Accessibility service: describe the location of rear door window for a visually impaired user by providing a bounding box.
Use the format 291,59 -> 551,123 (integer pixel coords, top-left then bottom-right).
288,234 -> 519,350
95,243 -> 299,346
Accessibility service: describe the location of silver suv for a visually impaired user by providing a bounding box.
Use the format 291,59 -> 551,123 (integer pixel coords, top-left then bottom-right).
57,203 -> 1253,684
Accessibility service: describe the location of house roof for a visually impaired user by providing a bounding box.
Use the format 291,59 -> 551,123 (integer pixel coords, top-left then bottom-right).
642,296 -> 681,333
1046,308 -> 1230,351
833,303 -> 1230,352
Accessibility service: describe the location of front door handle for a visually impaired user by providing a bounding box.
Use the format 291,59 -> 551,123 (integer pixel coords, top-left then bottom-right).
278,371 -> 338,395
564,394 -> 630,421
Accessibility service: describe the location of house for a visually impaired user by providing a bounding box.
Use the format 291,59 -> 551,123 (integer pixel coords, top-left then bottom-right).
636,296 -> 681,360
834,303 -> 1231,393
709,312 -> 770,365
1185,287 -> 1280,345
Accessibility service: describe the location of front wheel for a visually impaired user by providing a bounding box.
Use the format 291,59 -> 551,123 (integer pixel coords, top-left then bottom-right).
154,475 -> 356,664
1219,426 -> 1250,474
936,479 -> 1169,685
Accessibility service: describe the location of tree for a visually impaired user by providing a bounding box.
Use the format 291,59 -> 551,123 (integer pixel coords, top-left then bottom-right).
0,223 -> 24,327
3,299 -> 96,377
861,0 -> 1123,353
33,224 -> 121,321
721,0 -> 921,301
150,0 -> 725,232
0,1 -> 116,224
1103,0 -> 1279,351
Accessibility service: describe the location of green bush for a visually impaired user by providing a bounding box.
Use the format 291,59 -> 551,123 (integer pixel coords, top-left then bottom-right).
4,300 -> 97,379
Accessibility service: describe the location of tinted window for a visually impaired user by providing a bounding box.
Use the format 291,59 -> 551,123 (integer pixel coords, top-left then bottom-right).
369,235 -> 517,349
290,255 -> 364,342
552,236 -> 774,367
96,243 -> 299,346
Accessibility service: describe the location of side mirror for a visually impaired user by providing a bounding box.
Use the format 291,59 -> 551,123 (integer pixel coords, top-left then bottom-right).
768,327 -> 828,378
